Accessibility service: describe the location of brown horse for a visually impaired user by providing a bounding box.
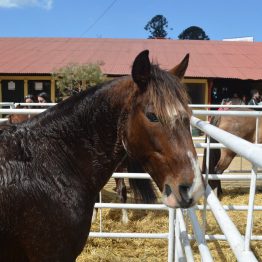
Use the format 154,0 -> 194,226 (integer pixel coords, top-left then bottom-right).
0,50 -> 204,261
202,108 -> 262,196
8,104 -> 35,124
8,113 -> 30,124
6,107 -> 156,225
0,106 -> 32,134
0,104 -> 33,126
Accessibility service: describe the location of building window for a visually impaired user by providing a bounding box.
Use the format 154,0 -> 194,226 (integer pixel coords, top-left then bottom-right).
35,82 -> 43,91
186,83 -> 206,104
8,81 -> 15,90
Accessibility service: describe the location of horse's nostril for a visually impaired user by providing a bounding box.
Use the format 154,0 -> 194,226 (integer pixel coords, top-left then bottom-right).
164,184 -> 172,197
179,184 -> 191,203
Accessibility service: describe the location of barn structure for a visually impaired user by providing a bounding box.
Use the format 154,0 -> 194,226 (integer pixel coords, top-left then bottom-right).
0,37 -> 262,104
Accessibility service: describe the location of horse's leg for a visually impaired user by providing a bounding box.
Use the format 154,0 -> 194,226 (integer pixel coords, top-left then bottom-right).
208,180 -> 222,197
215,149 -> 236,174
212,149 -> 236,197
202,136 -> 223,197
115,178 -> 128,224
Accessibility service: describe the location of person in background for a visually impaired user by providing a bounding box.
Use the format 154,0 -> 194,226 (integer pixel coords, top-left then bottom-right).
241,95 -> 248,105
23,94 -> 36,109
37,92 -> 51,103
232,92 -> 239,99
248,89 -> 260,106
24,94 -> 35,104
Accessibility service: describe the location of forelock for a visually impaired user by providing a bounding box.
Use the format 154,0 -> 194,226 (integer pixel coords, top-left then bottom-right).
146,64 -> 191,127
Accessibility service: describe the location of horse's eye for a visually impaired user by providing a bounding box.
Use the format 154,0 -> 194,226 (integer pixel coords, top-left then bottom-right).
183,117 -> 190,126
146,112 -> 159,122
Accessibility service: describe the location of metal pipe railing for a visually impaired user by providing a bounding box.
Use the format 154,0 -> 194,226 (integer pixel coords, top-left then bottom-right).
245,167 -> 258,251
205,185 -> 258,262
14,102 -> 56,107
0,108 -> 45,114
191,116 -> 262,168
168,208 -> 175,262
187,234 -> 262,241
112,172 -> 262,180
193,109 -> 262,117
175,216 -> 186,262
94,202 -> 262,211
189,104 -> 262,109
188,207 -> 213,261
176,209 -> 194,262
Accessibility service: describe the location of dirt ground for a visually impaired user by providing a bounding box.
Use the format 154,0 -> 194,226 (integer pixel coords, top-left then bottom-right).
76,141 -> 262,261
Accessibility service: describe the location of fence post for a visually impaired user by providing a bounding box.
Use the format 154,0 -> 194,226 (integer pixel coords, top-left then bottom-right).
245,166 -> 257,251
168,208 -> 175,262
206,185 -> 258,262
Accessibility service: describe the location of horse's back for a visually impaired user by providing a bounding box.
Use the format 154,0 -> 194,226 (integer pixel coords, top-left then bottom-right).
207,108 -> 258,196
218,108 -> 258,142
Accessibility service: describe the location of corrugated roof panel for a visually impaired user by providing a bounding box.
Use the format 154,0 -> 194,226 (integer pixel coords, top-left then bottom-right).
0,38 -> 262,80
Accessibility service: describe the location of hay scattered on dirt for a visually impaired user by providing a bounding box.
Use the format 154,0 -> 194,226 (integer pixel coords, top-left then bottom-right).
76,187 -> 262,262
78,210 -> 168,262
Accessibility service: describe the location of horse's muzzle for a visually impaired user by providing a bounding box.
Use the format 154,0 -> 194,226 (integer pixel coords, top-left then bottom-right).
178,184 -> 193,207
162,183 -> 201,208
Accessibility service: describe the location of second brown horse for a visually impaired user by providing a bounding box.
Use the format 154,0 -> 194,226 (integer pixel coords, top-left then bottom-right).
203,108 -> 262,196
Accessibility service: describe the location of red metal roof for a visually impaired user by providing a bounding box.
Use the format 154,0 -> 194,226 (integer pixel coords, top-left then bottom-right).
0,37 -> 262,80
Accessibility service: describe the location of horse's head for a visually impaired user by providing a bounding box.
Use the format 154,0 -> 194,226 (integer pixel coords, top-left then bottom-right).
122,50 -> 205,208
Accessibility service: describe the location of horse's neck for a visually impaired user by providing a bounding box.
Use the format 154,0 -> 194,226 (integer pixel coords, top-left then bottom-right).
45,79 -> 132,191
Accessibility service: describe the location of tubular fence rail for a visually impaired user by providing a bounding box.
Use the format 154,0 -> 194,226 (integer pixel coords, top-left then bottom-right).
0,103 -> 262,261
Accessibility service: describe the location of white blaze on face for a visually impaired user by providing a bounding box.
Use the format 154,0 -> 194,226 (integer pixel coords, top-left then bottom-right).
166,106 -> 177,118
165,105 -> 178,127
162,151 -> 204,208
166,105 -> 177,118
187,151 -> 205,201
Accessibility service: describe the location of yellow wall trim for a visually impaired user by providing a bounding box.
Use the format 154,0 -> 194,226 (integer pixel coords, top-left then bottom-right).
183,78 -> 208,104
0,76 -> 52,81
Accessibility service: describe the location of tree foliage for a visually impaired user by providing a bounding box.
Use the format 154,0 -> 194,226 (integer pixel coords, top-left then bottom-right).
53,63 -> 107,100
144,15 -> 169,39
178,26 -> 210,40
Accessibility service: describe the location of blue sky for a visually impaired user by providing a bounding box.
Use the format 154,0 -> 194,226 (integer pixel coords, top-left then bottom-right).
0,0 -> 262,41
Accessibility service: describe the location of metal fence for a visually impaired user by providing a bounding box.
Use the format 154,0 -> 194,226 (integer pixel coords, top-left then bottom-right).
0,103 -> 261,261
189,115 -> 261,262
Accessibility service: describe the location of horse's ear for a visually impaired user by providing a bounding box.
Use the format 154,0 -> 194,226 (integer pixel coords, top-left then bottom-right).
132,50 -> 151,90
169,53 -> 189,80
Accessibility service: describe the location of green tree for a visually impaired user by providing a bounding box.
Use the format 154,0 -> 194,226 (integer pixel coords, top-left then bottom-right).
52,63 -> 107,101
178,26 -> 210,40
144,15 -> 169,39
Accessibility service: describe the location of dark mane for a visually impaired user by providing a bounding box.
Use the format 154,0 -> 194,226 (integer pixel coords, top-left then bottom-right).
23,79 -> 117,128
147,64 -> 191,126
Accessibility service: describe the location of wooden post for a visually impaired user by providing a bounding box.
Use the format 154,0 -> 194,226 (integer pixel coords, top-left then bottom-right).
51,78 -> 55,102
0,80 -> 2,102
24,79 -> 28,98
